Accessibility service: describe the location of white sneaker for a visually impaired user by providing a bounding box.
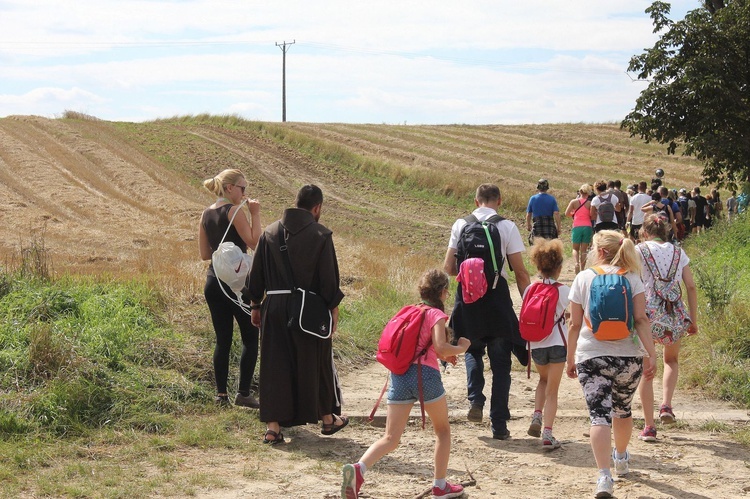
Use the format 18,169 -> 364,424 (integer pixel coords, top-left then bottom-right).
612,449 -> 630,476
528,412 -> 543,437
595,475 -> 614,498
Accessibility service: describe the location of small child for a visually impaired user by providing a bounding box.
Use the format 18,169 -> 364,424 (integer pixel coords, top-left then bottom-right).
341,269 -> 470,499
523,238 -> 570,450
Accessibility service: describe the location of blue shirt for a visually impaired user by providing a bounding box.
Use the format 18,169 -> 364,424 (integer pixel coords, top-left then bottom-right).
526,192 -> 559,217
661,198 -> 680,217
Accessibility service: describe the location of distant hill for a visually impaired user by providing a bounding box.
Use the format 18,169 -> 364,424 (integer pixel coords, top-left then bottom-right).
0,115 -> 704,281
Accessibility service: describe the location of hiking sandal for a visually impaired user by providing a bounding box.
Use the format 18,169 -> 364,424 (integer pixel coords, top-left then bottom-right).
321,415 -> 349,435
263,429 -> 284,445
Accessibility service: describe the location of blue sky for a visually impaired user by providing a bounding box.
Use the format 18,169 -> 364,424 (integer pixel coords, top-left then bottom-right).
0,0 -> 696,124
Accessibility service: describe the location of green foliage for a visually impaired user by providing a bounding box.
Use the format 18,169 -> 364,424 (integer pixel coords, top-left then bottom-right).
680,214 -> 750,406
622,1 -> 750,188
0,409 -> 32,436
0,273 -> 212,438
692,262 -> 738,311
336,283 -> 412,366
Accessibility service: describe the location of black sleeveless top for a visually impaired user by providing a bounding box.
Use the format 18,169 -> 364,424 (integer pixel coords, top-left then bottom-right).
202,204 -> 248,277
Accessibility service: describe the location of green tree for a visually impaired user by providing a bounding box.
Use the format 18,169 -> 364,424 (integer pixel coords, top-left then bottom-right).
622,1 -> 750,188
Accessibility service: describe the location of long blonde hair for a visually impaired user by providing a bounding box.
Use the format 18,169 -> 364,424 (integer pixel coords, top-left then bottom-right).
202,169 -> 244,198
590,230 -> 641,274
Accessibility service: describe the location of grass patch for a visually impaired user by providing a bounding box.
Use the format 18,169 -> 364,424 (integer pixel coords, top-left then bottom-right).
679,214 -> 750,407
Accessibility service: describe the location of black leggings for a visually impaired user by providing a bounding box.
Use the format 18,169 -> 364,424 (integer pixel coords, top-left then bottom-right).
204,274 -> 259,394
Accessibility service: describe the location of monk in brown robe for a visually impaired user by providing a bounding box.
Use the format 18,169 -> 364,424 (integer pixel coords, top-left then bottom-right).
248,185 -> 347,444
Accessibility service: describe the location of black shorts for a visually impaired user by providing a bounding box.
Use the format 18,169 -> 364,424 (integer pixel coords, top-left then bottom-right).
594,221 -> 619,233
629,224 -> 641,239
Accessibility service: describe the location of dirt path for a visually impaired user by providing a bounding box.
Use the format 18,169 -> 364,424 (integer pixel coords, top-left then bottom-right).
194,259 -> 750,499
191,355 -> 748,499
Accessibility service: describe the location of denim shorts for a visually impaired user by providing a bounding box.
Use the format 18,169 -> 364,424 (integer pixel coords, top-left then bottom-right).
531,345 -> 567,366
387,364 -> 446,404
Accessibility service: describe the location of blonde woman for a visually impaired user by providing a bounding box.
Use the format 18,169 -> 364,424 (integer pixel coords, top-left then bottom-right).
566,230 -> 657,498
564,184 -> 594,274
198,169 -> 262,406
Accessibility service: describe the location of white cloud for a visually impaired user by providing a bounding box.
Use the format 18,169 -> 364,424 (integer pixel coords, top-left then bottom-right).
0,0 -> 702,123
0,87 -> 105,117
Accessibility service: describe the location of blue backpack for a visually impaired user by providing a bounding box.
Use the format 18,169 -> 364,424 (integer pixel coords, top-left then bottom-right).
584,266 -> 634,340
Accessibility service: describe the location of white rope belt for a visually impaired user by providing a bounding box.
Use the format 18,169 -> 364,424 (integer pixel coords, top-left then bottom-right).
266,290 -> 292,295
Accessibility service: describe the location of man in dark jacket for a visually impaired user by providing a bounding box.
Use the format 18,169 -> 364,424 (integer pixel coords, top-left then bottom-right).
248,185 -> 347,444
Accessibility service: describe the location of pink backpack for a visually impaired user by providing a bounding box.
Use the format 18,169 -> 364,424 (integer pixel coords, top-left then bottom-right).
456,257 -> 488,304
371,303 -> 430,428
376,304 -> 429,375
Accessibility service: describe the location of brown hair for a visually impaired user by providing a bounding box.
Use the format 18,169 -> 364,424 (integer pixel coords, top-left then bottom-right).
528,238 -> 564,278
476,184 -> 501,204
640,213 -> 670,241
418,269 -> 450,312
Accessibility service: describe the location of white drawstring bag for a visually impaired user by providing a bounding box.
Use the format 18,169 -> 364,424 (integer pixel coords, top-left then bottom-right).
211,200 -> 254,311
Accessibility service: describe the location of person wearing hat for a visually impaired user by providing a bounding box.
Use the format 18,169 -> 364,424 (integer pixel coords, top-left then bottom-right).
526,179 -> 561,242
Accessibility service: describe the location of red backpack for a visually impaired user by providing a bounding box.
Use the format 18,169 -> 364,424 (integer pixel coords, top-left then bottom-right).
376,304 -> 430,374
520,281 -> 564,342
371,304 -> 430,428
519,280 -> 566,377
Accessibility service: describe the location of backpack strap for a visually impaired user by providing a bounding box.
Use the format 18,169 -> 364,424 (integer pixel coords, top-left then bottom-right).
218,199 -> 248,246
592,265 -> 627,276
573,198 -> 587,216
482,223 -> 500,289
665,245 -> 682,280
638,243 -> 665,281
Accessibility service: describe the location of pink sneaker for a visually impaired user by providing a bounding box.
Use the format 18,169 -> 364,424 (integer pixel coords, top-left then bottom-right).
639,425 -> 657,442
432,481 -> 464,498
341,463 -> 364,499
660,404 -> 676,424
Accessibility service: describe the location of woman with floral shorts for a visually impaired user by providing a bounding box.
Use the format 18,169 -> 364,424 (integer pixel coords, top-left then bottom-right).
567,230 -> 657,499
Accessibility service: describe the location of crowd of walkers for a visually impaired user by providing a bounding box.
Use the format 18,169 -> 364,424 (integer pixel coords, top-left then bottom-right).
198,170 -> 709,499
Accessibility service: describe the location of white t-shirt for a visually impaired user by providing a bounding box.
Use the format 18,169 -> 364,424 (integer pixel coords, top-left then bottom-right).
522,278 -> 571,349
447,206 -> 525,279
568,265 -> 646,364
637,240 -> 689,289
629,192 -> 652,225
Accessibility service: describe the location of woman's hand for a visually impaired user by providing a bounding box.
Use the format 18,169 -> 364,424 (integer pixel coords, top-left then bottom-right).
687,323 -> 698,336
439,354 -> 458,366
642,354 -> 657,381
456,337 -> 471,353
566,360 -> 577,379
245,198 -> 261,215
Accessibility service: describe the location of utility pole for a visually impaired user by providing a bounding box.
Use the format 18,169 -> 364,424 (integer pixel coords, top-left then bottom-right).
275,40 -> 295,122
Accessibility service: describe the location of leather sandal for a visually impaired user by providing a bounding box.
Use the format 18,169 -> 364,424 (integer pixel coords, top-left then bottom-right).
263,429 -> 284,445
321,415 -> 349,436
